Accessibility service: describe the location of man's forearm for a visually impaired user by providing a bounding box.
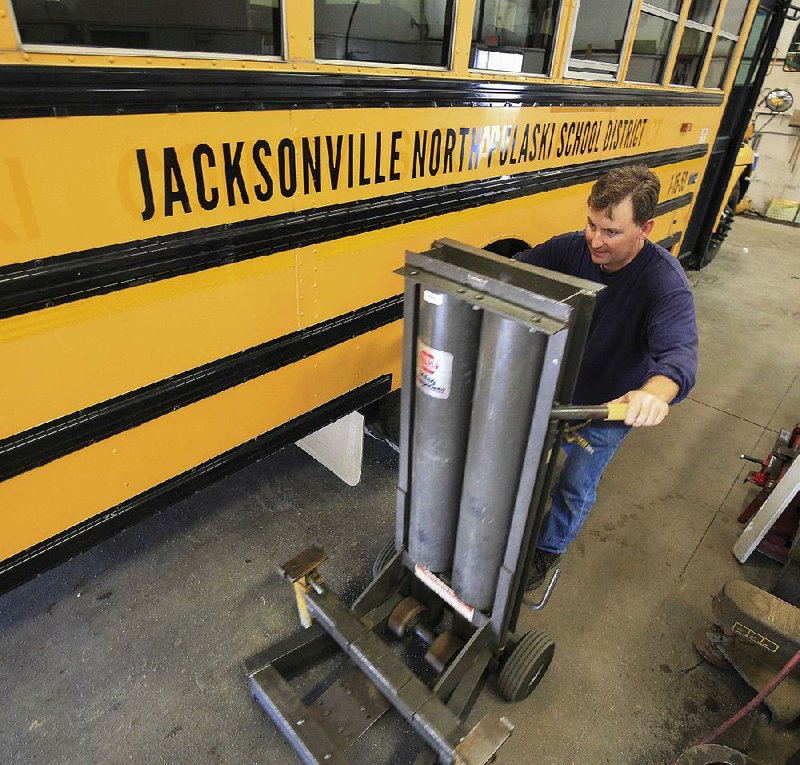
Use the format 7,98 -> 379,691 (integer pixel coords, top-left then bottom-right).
640,374 -> 679,404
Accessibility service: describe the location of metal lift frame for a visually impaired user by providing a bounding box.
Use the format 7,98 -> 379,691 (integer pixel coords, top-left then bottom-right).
245,240 -> 602,765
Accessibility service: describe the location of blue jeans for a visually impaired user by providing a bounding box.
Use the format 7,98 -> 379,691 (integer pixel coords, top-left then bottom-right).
536,421 -> 631,555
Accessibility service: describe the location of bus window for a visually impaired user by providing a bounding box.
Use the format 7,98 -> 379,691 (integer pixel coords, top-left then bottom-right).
704,36 -> 736,88
719,0 -> 748,34
470,0 -> 561,75
11,0 -> 283,56
738,9 -> 766,82
671,0 -> 721,86
685,0 -> 720,26
647,0 -> 681,11
626,5 -> 680,85
703,0 -> 749,88
786,24 -> 800,72
314,0 -> 455,66
566,0 -> 634,80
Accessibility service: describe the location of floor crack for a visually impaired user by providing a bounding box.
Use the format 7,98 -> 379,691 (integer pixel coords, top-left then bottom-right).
685,397 -> 772,430
678,659 -> 704,675
686,373 -> 797,433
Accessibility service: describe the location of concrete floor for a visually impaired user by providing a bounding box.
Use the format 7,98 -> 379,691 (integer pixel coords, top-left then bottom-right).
1,215 -> 800,765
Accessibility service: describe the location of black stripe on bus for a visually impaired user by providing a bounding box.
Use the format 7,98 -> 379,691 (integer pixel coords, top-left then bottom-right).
655,192 -> 693,217
0,144 -> 706,320
0,295 -> 402,485
0,67 -> 724,119
0,374 -> 392,595
656,231 -> 683,251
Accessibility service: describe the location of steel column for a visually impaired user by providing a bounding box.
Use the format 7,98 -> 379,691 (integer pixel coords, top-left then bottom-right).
408,292 -> 482,572
451,313 -> 547,611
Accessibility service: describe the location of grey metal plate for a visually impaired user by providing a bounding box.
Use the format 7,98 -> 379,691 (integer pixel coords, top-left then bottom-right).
396,265 -> 566,336
453,714 -> 514,765
412,696 -> 466,761
310,667 -> 390,751
404,241 -> 600,319
249,665 -> 349,765
280,545 -> 328,582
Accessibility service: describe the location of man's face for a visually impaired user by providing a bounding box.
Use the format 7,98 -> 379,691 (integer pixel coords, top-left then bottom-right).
584,196 -> 654,273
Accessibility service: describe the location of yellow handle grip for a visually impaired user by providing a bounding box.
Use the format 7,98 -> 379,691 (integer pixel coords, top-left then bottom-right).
605,403 -> 629,421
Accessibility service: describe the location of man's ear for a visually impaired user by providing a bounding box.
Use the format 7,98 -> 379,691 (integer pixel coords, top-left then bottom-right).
640,218 -> 655,239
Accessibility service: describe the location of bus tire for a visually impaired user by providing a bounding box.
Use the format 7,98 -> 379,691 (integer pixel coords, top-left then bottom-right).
702,183 -> 741,266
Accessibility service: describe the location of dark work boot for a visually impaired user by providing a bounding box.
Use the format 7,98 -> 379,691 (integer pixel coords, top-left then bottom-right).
526,550 -> 561,591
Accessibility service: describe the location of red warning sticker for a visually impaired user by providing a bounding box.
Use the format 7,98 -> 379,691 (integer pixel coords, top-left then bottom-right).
416,341 -> 453,400
414,564 -> 475,621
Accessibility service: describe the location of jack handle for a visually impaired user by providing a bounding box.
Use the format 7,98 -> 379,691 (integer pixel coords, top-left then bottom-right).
551,403 -> 628,422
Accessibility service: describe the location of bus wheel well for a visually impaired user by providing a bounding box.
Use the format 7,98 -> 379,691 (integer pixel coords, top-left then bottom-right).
738,165 -> 752,198
701,182 -> 741,267
483,238 -> 531,259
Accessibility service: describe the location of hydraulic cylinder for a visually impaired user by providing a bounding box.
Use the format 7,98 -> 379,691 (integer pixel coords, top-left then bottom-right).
407,291 -> 481,572
451,312 -> 546,610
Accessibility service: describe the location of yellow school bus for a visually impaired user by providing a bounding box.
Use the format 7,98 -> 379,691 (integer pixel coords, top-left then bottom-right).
0,0 -> 785,589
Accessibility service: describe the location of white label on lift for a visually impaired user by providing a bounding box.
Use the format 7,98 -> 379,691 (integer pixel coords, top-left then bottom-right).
423,290 -> 444,305
416,341 -> 453,400
415,564 -> 476,622
699,127 -> 709,144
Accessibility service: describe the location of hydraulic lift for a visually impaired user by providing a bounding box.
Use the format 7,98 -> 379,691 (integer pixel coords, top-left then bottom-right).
244,240 -> 614,764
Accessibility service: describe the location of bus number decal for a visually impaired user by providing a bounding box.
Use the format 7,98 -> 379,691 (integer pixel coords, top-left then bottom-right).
668,171 -> 689,196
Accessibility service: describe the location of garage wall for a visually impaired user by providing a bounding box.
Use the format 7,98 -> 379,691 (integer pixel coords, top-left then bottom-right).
746,17 -> 800,215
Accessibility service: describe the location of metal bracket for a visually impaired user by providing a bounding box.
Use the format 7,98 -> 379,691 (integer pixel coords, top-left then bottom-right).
279,545 -> 328,628
453,715 -> 514,765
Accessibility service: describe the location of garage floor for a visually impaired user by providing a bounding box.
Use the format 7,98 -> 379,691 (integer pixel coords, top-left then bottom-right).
2,215 -> 800,765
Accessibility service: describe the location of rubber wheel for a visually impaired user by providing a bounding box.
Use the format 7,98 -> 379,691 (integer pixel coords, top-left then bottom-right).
372,538 -> 397,579
497,630 -> 555,703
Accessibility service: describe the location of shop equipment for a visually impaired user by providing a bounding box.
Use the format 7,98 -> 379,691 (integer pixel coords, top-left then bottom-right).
244,239 -> 611,764
695,424 -> 800,725
736,425 -> 800,565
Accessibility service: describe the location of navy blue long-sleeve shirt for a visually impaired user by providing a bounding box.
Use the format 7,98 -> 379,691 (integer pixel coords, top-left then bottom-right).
516,232 -> 698,405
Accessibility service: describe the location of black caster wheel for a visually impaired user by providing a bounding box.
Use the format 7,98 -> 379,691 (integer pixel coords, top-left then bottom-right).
497,629 -> 555,703
387,596 -> 427,639
424,630 -> 464,674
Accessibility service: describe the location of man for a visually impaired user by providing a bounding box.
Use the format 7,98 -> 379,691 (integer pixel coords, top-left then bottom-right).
515,164 -> 698,589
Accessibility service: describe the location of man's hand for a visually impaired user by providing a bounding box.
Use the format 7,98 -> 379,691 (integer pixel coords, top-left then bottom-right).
610,376 -> 678,427
611,389 -> 669,426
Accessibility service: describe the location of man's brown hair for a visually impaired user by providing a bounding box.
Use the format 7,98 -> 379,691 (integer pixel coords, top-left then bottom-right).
587,165 -> 660,226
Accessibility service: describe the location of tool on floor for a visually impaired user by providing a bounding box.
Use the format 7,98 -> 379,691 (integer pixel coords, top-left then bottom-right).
694,580 -> 800,725
244,239 -> 615,764
690,424 -> 800,745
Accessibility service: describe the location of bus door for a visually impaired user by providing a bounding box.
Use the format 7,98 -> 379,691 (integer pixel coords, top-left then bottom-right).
681,0 -> 790,267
